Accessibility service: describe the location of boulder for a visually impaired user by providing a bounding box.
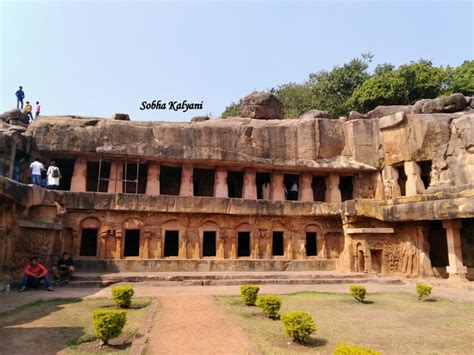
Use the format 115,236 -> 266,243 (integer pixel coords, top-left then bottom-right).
191,115 -> 210,122
9,120 -> 28,128
412,99 -> 430,114
421,93 -> 468,114
0,109 -> 29,125
379,112 -> 406,130
241,92 -> 283,119
348,111 -> 369,120
367,105 -> 412,119
111,113 -> 130,121
299,109 -> 330,119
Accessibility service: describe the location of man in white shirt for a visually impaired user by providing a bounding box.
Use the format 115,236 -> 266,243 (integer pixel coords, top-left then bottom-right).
29,158 -> 44,186
46,161 -> 61,190
290,181 -> 299,201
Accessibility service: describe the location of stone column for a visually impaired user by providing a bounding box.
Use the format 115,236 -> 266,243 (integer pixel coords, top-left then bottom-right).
404,161 -> 425,196
271,171 -> 285,201
146,162 -> 160,195
114,229 -> 123,259
443,220 -> 468,281
179,236 -> 187,259
71,229 -> 80,258
299,173 -> 314,202
70,158 -> 87,192
99,227 -> 108,259
142,228 -> 151,259
325,174 -> 341,203
155,229 -> 163,259
108,161 -> 123,193
214,167 -> 228,198
382,166 -> 401,198
179,164 -> 193,197
242,169 -> 257,200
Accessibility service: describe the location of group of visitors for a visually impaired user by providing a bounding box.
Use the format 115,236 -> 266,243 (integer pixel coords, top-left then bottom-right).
15,86 -> 41,122
20,252 -> 75,292
29,158 -> 61,189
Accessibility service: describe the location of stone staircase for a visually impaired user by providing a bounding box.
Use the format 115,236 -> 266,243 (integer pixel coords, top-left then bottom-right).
65,271 -> 404,288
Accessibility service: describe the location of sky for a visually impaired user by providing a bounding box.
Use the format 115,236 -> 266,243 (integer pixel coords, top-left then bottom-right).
1,0 -> 473,122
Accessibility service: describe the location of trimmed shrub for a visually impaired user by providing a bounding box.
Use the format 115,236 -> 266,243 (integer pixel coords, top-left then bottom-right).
240,285 -> 260,306
349,285 -> 366,303
280,311 -> 316,343
333,342 -> 381,354
256,295 -> 282,319
92,309 -> 126,345
416,283 -> 432,300
112,285 -> 134,308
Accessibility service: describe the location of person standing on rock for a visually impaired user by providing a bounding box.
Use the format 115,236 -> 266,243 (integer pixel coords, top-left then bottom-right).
35,101 -> 41,118
46,161 -> 61,189
15,86 -> 25,109
23,101 -> 33,122
29,157 -> 45,185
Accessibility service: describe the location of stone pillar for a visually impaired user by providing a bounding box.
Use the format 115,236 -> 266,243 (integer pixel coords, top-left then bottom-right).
214,167 -> 228,198
271,171 -> 285,201
179,236 -> 187,259
142,228 -> 151,259
146,162 -> 160,195
242,169 -> 257,200
70,158 -> 87,192
217,236 -> 225,259
155,230 -> 163,259
71,229 -> 80,258
382,166 -> 401,198
404,161 -> 425,196
299,173 -> 314,202
115,229 -> 123,259
325,174 -> 341,203
179,164 -> 193,197
108,161 -> 123,193
99,227 -> 108,259
443,220 -> 468,281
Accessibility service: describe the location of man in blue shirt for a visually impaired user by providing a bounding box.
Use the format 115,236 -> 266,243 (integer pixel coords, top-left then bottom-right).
15,86 -> 25,109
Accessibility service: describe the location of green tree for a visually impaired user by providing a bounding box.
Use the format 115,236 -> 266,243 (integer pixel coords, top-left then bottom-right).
273,82 -> 314,118
220,100 -> 242,119
449,60 -> 474,95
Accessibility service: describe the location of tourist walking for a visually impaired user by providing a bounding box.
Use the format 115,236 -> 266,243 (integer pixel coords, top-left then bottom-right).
46,161 -> 61,189
23,101 -> 34,122
15,86 -> 25,109
29,158 -> 45,185
35,101 -> 41,118
19,257 -> 54,292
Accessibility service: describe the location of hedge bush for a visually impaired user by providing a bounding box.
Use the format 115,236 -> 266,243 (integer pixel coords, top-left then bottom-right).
92,309 -> 127,345
280,310 -> 316,343
240,285 -> 260,306
349,285 -> 366,303
112,285 -> 134,308
256,295 -> 282,319
416,283 -> 432,300
333,342 -> 381,354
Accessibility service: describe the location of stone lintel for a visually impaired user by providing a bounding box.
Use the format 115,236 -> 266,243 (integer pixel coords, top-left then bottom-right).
18,220 -> 63,230
346,228 -> 394,234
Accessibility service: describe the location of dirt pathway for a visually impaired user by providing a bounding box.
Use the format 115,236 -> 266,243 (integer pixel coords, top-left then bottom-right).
145,295 -> 261,355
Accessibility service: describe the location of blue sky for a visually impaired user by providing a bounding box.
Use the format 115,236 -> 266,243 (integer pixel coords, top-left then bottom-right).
1,0 -> 473,121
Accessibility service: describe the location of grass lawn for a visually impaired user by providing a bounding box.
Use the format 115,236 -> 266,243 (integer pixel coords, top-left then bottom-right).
217,291 -> 474,355
0,297 -> 152,354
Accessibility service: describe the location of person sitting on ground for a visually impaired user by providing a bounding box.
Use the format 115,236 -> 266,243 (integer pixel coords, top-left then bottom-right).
20,257 -> 54,292
35,101 -> 41,118
23,101 -> 34,122
15,86 -> 25,109
46,161 -> 61,190
29,157 -> 45,186
52,251 -> 74,283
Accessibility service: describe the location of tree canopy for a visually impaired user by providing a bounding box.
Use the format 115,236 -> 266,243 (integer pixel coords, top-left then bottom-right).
220,56 -> 472,119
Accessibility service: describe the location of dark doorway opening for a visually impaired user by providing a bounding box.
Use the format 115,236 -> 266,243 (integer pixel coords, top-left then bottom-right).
419,160 -> 432,189
123,163 -> 148,194
160,166 -> 182,195
228,171 -> 243,198
340,176 -> 354,201
256,172 -> 271,199
86,161 -> 111,192
395,165 -> 407,196
371,249 -> 382,273
193,168 -> 215,196
164,230 -> 179,257
284,173 -> 299,201
54,158 -> 75,191
312,176 -> 326,202
272,231 -> 284,256
238,232 -> 251,257
80,228 -> 98,256
461,218 -> 474,267
428,221 -> 448,267
358,249 -> 365,272
306,232 -> 317,256
203,231 -> 217,257
124,229 -> 140,257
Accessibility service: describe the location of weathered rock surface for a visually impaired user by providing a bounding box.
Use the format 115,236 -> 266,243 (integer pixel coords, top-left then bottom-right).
0,109 -> 29,125
191,115 -> 210,122
299,109 -> 330,119
348,111 -> 369,120
419,93 -> 468,114
241,92 -> 283,119
111,113 -> 130,121
367,105 -> 412,119
379,112 -> 406,130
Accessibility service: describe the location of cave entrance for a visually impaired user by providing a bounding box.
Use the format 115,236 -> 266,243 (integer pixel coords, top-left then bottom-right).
160,165 -> 182,195
123,162 -> 148,194
305,232 -> 317,256
419,160 -> 432,189
312,176 -> 326,202
193,168 -> 215,196
272,231 -> 284,256
238,232 -> 251,257
124,229 -> 140,257
80,228 -> 98,257
340,176 -> 354,201
428,221 -> 448,267
371,249 -> 383,273
395,164 -> 407,196
228,171 -> 243,198
284,173 -> 299,201
86,160 -> 111,192
256,172 -> 271,199
203,231 -> 217,257
164,230 -> 179,257
54,158 -> 75,191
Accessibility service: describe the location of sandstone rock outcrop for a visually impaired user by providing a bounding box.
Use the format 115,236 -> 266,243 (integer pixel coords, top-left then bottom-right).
241,92 -> 284,120
299,109 -> 330,119
367,105 -> 412,119
0,109 -> 29,126
412,93 -> 469,114
348,111 -> 369,120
